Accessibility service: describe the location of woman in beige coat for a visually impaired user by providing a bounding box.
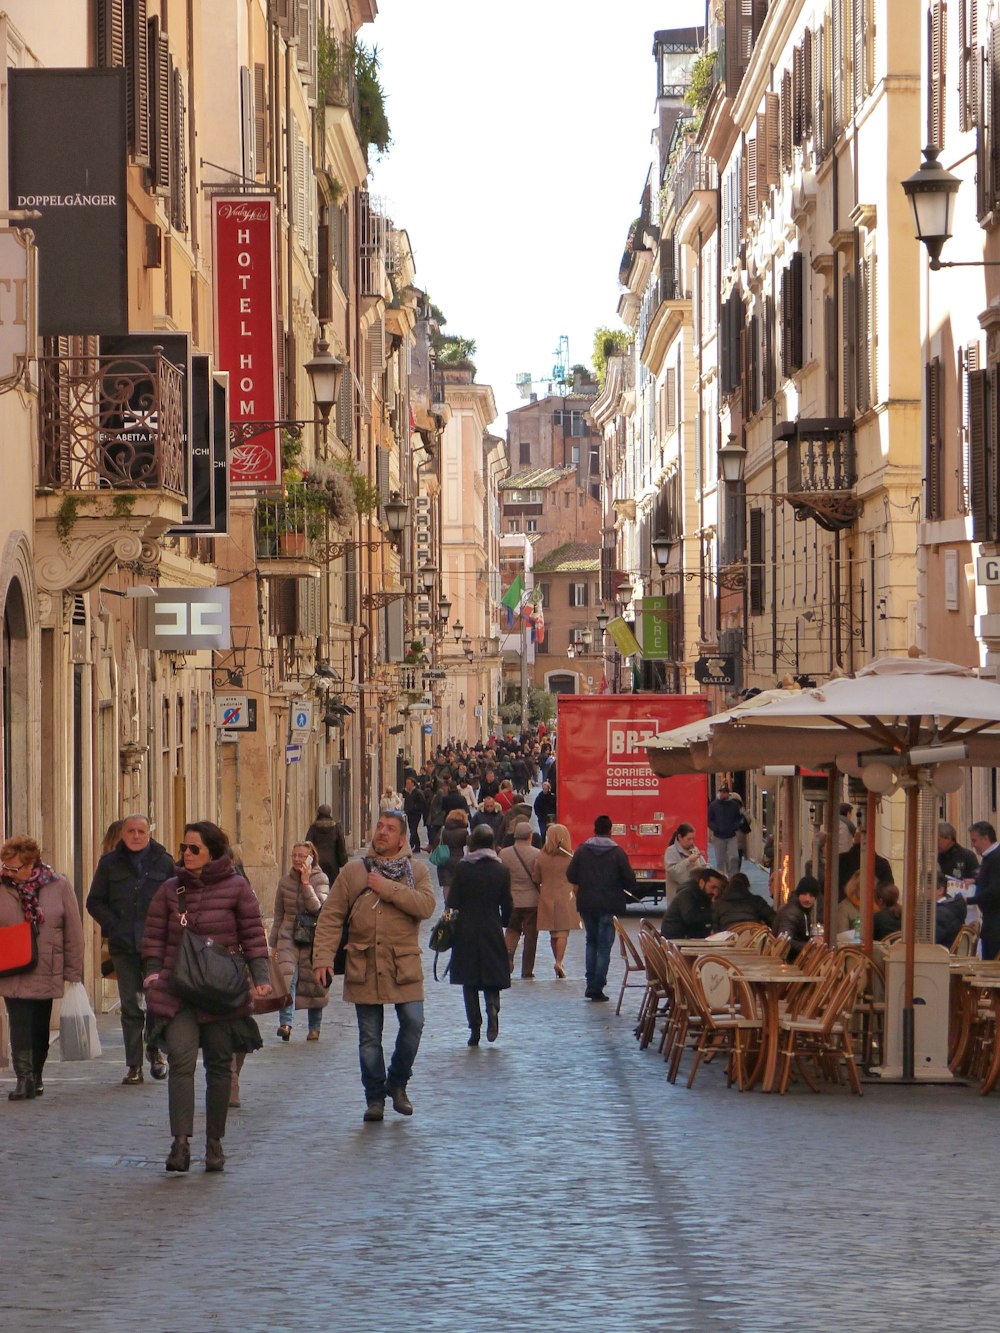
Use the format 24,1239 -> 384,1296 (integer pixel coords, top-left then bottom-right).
531,823 -> 580,979
269,841 -> 330,1041
0,834 -> 84,1100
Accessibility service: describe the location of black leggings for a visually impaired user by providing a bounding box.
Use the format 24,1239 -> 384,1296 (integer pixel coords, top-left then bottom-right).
5,997 -> 53,1068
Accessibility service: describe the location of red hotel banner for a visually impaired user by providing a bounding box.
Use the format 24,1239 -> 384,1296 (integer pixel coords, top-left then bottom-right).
212,196 -> 280,487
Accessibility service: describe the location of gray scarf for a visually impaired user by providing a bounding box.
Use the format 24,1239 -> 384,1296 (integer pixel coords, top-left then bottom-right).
464,848 -> 501,864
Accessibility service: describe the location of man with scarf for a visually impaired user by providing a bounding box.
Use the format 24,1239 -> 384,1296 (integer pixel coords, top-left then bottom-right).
566,814 -> 636,1002
313,812 -> 436,1122
87,814 -> 176,1084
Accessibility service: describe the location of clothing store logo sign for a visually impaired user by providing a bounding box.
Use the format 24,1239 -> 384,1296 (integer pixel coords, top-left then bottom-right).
139,588 -> 231,651
606,718 -> 661,794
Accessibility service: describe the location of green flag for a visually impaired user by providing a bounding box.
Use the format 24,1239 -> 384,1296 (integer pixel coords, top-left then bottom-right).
501,574 -> 525,610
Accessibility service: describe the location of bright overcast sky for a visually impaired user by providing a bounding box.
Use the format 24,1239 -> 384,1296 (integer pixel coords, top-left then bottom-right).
366,0 -> 706,433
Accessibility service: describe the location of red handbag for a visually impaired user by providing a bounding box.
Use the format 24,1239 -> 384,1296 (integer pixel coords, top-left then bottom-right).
0,919 -> 38,977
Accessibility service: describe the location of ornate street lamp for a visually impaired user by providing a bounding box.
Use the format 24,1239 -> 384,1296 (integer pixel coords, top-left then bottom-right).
651,532 -> 672,569
596,608 -> 610,633
718,434 -> 748,485
303,335 -> 344,424
383,491 -> 410,535
453,620 -> 464,642
901,146 -> 962,270
438,595 -> 452,622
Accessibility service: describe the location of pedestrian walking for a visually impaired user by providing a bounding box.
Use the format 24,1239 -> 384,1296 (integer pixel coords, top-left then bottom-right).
566,814 -> 637,1002
531,822 -> 580,979
303,804 -> 349,884
499,821 -> 541,978
471,796 -> 505,842
707,785 -> 742,875
312,812 -> 435,1123
270,841 -> 330,1042
402,777 -> 427,853
141,821 -> 272,1173
86,813 -> 175,1085
0,835 -> 84,1101
438,808 -> 469,893
446,824 -> 513,1045
533,780 -> 557,831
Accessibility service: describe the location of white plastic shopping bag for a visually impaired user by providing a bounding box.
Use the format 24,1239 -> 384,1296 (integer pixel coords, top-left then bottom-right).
59,981 -> 102,1060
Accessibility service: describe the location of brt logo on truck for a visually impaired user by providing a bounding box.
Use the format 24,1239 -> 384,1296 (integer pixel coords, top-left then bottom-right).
606,719 -> 661,794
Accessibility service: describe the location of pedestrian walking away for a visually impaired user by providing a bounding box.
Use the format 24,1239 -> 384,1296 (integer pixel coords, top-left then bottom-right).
531,822 -> 580,979
270,841 -> 330,1041
0,835 -> 84,1101
402,777 -> 427,853
86,813 -> 175,1085
304,804 -> 349,884
438,808 -> 469,893
446,824 -> 513,1045
312,812 -> 435,1122
499,821 -> 541,978
707,785 -> 742,876
141,821 -> 272,1173
565,814 -> 636,1002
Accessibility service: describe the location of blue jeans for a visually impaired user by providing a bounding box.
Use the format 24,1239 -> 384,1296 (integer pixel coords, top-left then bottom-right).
278,963 -> 323,1032
355,1001 -> 424,1103
581,913 -> 616,994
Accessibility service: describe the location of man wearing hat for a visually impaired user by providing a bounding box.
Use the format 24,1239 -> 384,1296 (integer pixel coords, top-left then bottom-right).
772,877 -> 819,959
707,785 -> 742,875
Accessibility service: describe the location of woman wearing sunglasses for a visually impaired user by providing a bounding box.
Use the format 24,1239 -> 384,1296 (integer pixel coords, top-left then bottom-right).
0,835 -> 84,1101
141,821 -> 271,1174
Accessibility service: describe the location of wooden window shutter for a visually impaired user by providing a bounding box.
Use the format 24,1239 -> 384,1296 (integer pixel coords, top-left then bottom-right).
970,0 -> 982,129
961,342 -> 980,512
856,258 -> 871,411
781,264 -> 792,378
991,24 -> 1000,212
929,1 -> 947,149
170,66 -> 187,231
780,70 -> 793,171
345,544 -> 357,624
317,220 -> 331,322
148,16 -> 170,191
746,133 -> 758,222
842,272 -> 856,414
269,577 -> 298,637
254,64 -> 267,173
792,44 -> 804,144
968,367 -> 990,539
789,252 -> 804,373
803,28 -> 814,136
978,31 -> 992,220
763,295 -> 775,402
764,93 -> 780,185
126,0 -> 149,163
568,582 -> 576,608
240,66 -> 255,183
731,290 -> 743,397
665,366 -> 677,430
831,0 -> 844,134
749,508 -> 766,613
96,0 -> 125,67
960,0 -> 971,131
926,357 -> 944,520
336,359 -> 353,446
813,24 -> 826,158
720,290 -> 732,392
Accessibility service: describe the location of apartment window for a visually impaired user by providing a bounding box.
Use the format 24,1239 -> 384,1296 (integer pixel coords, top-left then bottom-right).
977,23 -> 1000,221
749,508 -> 766,614
781,252 -> 805,376
569,581 -> 589,607
508,520 -> 519,533
526,519 -> 537,533
519,440 -> 531,465
537,583 -> 550,607
968,363 -> 1000,541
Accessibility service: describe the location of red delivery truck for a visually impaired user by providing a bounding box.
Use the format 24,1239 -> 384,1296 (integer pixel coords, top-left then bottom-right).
555,694 -> 710,904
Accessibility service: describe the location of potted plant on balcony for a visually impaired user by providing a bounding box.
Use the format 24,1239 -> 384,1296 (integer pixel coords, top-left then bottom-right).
301,459 -> 357,532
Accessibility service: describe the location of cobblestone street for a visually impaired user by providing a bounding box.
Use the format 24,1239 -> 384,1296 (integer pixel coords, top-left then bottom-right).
2,866 -> 993,1333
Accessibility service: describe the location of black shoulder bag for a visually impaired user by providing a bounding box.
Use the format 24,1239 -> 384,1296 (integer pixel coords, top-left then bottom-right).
170,886 -> 250,1014
333,864 -> 372,975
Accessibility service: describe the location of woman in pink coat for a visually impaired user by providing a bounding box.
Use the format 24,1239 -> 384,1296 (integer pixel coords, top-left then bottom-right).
0,834 -> 84,1101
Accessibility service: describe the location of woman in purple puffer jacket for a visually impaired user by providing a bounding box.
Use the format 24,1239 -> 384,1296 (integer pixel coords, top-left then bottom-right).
142,821 -> 271,1175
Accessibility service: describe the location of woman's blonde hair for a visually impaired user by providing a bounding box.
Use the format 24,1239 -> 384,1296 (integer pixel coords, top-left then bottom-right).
292,841 -> 320,867
445,808 -> 469,827
543,823 -> 572,855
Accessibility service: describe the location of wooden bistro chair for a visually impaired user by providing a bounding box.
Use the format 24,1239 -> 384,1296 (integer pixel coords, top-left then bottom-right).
613,915 -> 647,1017
775,958 -> 866,1096
635,925 -> 673,1051
763,931 -> 793,961
950,924 -> 980,958
666,953 -> 763,1091
730,922 -> 772,951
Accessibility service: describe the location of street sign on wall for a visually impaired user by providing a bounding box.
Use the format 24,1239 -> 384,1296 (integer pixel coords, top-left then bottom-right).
215,694 -> 255,730
639,596 -> 669,660
694,655 -> 737,686
290,700 -> 313,742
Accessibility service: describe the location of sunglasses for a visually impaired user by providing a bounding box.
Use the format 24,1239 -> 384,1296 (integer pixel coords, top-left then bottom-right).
179,843 -> 206,855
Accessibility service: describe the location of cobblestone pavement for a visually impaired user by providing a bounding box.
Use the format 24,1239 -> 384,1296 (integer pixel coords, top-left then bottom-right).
2,862 -> 993,1333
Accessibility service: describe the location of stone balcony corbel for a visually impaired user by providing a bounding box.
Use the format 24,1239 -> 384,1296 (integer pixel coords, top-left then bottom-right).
33,493 -> 179,594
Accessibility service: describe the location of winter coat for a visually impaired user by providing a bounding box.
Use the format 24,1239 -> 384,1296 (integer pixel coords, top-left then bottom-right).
446,856 -> 513,990
938,842 -> 980,882
873,908 -> 903,942
935,894 -> 968,948
441,789 -> 469,817
707,796 -> 743,840
771,898 -> 810,959
499,840 -> 541,909
714,885 -> 775,930
532,849 -> 580,933
268,867 -> 331,1009
86,838 -> 176,955
660,884 -> 715,940
303,817 -> 349,882
312,851 -> 435,1005
403,786 -> 426,819
533,789 -> 557,828
664,841 -> 707,902
499,803 -> 538,848
471,807 -> 505,841
141,855 -> 270,1023
566,837 -> 636,917
438,820 -> 468,891
0,874 -> 84,1000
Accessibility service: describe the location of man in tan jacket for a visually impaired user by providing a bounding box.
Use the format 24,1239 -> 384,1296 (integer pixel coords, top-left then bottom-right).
314,812 -> 436,1123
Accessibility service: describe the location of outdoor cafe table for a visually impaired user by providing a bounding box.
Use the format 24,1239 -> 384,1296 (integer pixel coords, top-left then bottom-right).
728,966 -> 824,1093
950,971 -> 1000,1088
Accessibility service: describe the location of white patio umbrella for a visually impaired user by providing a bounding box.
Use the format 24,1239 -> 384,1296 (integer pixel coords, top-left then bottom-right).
669,653 -> 1000,1079
644,687 -> 803,777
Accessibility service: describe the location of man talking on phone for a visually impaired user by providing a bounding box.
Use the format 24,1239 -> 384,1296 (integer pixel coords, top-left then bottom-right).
313,812 -> 435,1123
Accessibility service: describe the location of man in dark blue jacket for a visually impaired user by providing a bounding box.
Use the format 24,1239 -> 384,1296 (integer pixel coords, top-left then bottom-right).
707,786 -> 743,875
566,815 -> 637,1002
87,815 -> 175,1085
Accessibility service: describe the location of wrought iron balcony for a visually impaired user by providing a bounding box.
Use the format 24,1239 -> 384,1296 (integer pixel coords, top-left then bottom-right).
254,496 -> 325,576
670,146 -> 718,217
321,36 -> 359,125
39,352 -> 185,493
777,418 -> 861,532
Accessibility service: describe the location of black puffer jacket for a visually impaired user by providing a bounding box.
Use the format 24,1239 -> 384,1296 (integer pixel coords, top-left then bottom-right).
304,816 -> 349,882
86,839 -> 176,954
660,884 -> 714,939
714,885 -> 775,930
565,837 -> 636,916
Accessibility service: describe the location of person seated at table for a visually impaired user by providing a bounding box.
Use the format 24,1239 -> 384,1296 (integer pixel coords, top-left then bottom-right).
872,883 -> 902,941
713,871 -> 775,930
935,873 -> 968,948
937,822 -> 979,883
771,877 -> 819,959
838,829 -> 893,895
834,871 -> 867,936
659,867 -> 727,940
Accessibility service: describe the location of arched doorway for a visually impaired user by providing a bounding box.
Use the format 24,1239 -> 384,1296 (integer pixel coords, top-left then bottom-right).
3,579 -> 29,835
545,673 -> 577,695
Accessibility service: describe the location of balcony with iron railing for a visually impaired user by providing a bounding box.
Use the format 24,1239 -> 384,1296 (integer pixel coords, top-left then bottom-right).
34,352 -> 187,593
778,418 -> 862,532
670,145 -> 718,218
359,190 -> 387,300
254,495 -> 326,577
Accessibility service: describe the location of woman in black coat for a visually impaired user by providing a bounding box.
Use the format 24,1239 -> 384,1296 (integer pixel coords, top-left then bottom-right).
446,825 -> 513,1046
439,808 -> 469,892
